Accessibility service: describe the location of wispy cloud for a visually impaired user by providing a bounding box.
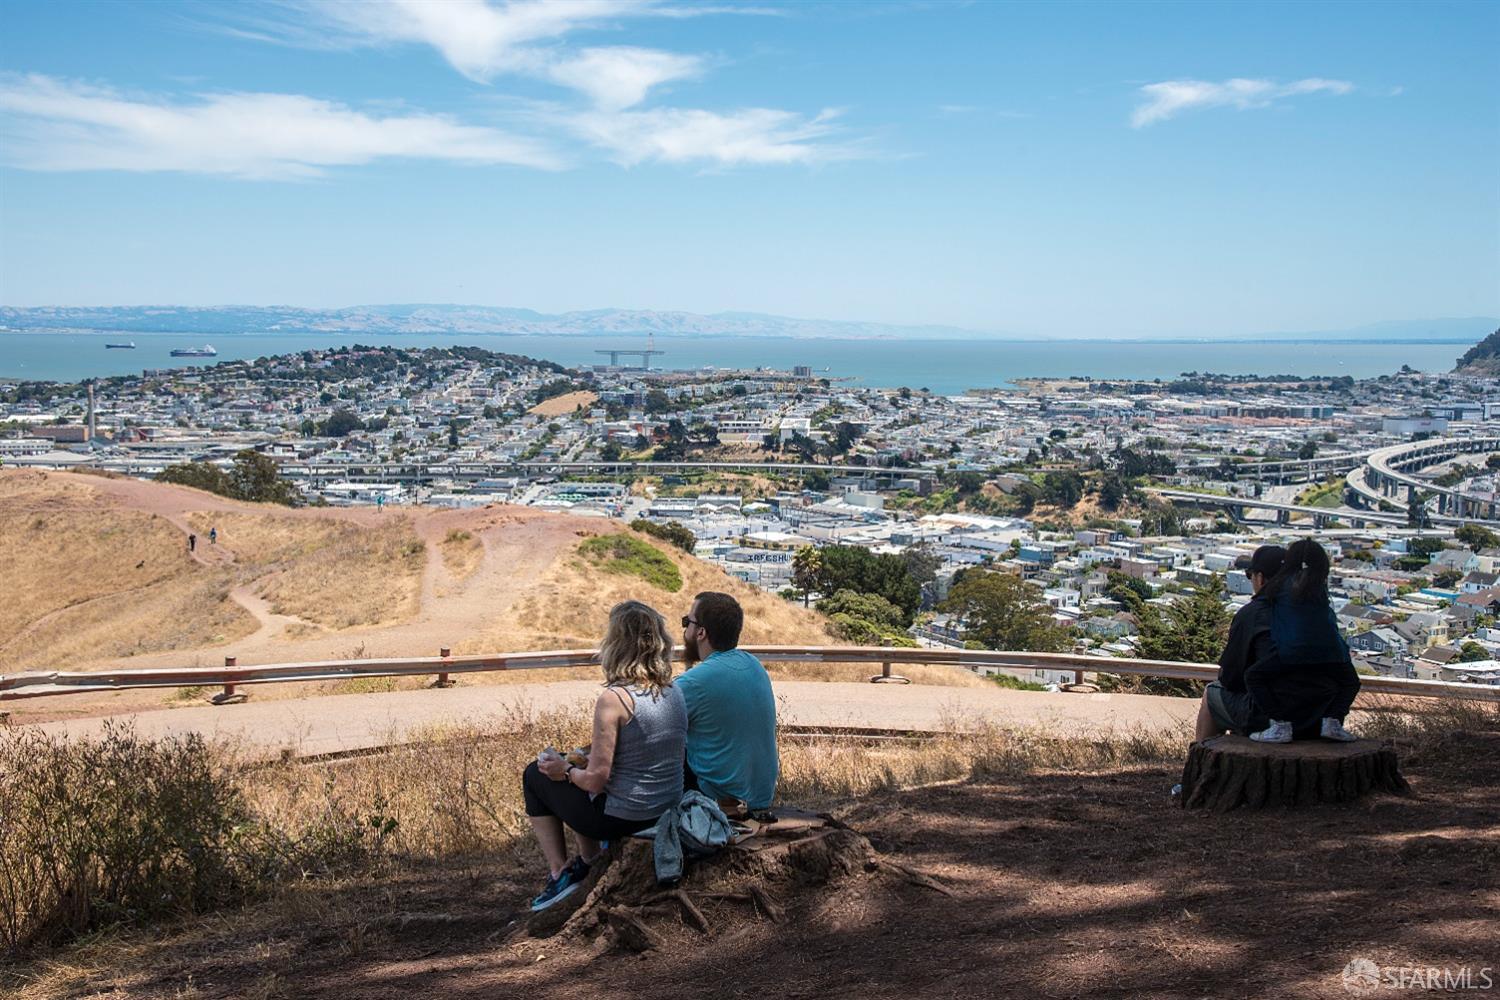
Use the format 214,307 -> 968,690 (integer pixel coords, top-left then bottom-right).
254,1 -> 714,108
1131,77 -> 1354,128
568,105 -> 854,166
547,46 -> 703,111
0,74 -> 562,179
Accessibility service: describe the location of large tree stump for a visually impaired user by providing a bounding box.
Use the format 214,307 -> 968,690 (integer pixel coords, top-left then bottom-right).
1179,735 -> 1410,812
517,808 -> 952,952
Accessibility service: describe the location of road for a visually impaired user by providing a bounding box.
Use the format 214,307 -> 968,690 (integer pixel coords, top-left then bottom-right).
30,680 -> 1199,759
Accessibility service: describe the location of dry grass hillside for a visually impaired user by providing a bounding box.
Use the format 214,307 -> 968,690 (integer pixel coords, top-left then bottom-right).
0,470 -> 933,697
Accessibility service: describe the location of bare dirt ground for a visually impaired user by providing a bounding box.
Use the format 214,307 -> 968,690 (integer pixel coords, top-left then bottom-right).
527,391 -> 597,417
14,730 -> 1496,1000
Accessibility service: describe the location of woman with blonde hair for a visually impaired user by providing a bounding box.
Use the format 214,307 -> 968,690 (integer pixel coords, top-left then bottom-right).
522,600 -> 687,911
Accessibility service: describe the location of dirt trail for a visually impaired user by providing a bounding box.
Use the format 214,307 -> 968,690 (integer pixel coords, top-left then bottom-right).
6,472 -> 595,670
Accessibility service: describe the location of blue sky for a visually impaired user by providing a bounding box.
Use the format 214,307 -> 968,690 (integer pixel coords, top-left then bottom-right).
0,0 -> 1496,338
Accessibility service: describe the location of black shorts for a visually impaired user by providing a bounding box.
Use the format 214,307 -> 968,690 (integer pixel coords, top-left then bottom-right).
521,762 -> 658,841
1205,681 -> 1270,737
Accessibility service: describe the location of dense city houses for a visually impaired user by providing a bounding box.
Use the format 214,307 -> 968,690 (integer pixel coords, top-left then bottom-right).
6,343 -> 1500,690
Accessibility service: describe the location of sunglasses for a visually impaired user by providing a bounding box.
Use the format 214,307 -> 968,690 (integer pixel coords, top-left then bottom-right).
681,615 -> 701,629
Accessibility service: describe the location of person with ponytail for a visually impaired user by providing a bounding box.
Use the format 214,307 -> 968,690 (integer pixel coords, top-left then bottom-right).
1242,538 -> 1361,743
521,600 -> 687,911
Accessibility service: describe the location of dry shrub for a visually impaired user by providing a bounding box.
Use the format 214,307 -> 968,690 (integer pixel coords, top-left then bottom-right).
244,707 -> 594,860
1351,695 -> 1500,748
0,724 -> 392,957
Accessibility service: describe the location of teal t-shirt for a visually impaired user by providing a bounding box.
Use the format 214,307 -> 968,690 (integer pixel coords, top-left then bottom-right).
675,648 -> 778,809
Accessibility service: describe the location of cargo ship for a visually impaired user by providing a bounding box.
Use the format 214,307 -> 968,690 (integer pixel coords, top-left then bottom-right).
169,344 -> 218,357
105,341 -> 136,349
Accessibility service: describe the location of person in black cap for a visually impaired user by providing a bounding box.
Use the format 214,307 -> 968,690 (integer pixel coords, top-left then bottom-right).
1194,544 -> 1285,741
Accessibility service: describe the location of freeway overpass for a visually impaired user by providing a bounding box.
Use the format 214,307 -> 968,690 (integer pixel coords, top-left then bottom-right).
1216,449 -> 1374,484
1146,488 -> 1412,528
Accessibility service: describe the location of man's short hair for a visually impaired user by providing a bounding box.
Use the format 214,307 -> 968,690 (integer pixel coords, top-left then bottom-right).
693,591 -> 743,651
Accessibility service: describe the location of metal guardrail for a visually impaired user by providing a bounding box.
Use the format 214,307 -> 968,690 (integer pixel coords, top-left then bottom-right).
2,645 -> 1496,703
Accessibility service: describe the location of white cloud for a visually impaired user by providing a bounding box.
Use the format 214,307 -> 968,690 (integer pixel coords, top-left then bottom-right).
295,0 -> 638,82
278,0 -> 704,109
1131,77 -> 1354,128
548,46 -> 703,111
0,74 -> 561,179
569,106 -> 853,166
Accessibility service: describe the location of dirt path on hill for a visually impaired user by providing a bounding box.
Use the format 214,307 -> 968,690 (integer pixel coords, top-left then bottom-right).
21,474 -> 593,668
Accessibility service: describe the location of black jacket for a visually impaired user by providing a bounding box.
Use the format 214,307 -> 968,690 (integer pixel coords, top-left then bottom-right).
1219,591 -> 1360,732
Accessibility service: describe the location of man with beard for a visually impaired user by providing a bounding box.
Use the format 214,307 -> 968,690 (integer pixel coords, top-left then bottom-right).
676,591 -> 778,811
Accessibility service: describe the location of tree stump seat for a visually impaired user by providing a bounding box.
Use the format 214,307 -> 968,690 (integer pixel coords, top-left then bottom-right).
1179,734 -> 1410,812
520,806 -> 951,951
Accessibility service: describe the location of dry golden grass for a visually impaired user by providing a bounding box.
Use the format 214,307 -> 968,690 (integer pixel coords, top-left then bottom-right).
438,528 -> 483,582
0,508 -> 191,637
527,390 -> 597,417
462,530 -> 841,655
3,575 -> 257,671
0,496 -> 259,669
191,512 -> 427,629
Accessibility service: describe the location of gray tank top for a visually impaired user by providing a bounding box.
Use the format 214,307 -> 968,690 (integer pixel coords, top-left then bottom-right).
604,683 -> 688,821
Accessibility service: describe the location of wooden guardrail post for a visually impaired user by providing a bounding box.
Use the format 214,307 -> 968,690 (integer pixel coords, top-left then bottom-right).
433,647 -> 456,688
211,656 -> 247,705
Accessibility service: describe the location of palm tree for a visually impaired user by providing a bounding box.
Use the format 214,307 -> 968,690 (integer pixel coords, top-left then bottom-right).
792,545 -> 822,608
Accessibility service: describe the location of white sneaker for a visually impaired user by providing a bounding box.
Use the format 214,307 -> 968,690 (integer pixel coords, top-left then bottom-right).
1320,717 -> 1358,742
1249,720 -> 1293,743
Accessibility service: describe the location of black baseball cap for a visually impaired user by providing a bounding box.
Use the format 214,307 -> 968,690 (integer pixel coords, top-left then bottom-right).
1235,545 -> 1286,579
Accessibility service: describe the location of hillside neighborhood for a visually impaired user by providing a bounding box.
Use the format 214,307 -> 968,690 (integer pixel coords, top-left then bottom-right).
5,343 -> 1500,689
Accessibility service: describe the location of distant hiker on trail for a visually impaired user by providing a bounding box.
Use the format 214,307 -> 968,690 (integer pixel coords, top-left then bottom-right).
1243,538 -> 1360,744
209,526 -> 217,545
677,591 -> 778,814
187,533 -> 196,553
522,601 -> 686,912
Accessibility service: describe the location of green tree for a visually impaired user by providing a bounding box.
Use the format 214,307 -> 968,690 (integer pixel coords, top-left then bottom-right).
1105,570 -> 1152,611
157,461 -> 231,496
228,450 -> 300,505
1134,584 -> 1229,663
900,543 -> 942,586
814,545 -> 921,624
157,450 -> 298,506
816,588 -> 916,646
792,546 -> 822,607
1455,524 -> 1499,552
939,570 -> 1069,652
1298,440 -> 1318,460
1041,470 -> 1085,508
1458,641 -> 1491,663
1098,471 -> 1127,511
320,408 -> 363,437
1408,537 -> 1445,558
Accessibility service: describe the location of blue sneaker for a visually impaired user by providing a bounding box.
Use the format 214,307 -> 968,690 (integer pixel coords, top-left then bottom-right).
530,865 -> 584,912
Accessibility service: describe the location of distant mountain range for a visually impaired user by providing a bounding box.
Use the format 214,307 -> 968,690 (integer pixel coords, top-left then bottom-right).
0,305 -> 1495,343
